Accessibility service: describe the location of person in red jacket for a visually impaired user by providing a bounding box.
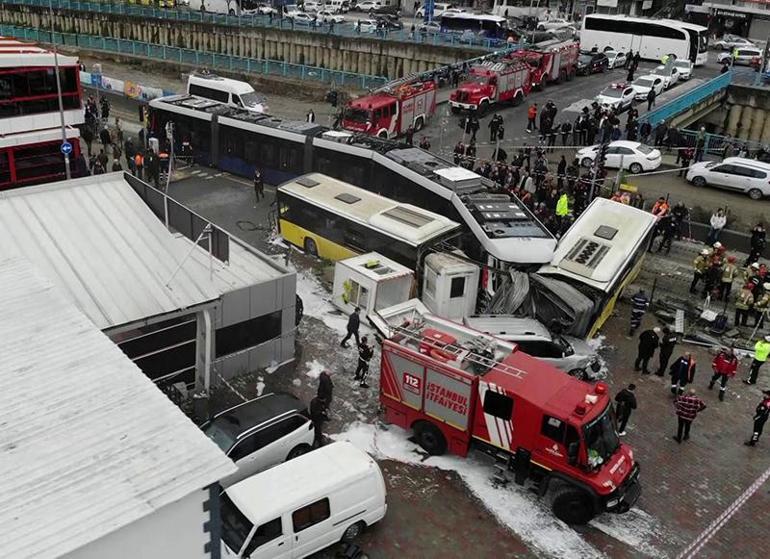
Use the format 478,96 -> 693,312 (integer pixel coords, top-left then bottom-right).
526,103 -> 538,132
708,347 -> 739,401
674,388 -> 707,443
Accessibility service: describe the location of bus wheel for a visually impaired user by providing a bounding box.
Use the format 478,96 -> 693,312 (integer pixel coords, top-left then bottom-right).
414,116 -> 424,131
414,421 -> 447,455
551,486 -> 595,525
228,8 -> 235,15
303,237 -> 318,257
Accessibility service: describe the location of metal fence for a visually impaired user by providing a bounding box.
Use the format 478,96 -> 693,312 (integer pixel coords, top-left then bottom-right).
4,0 -> 507,50
0,24 -> 388,89
678,128 -> 767,157
639,70 -> 735,126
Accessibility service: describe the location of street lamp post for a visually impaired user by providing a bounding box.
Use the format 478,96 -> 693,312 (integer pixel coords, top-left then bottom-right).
49,0 -> 72,180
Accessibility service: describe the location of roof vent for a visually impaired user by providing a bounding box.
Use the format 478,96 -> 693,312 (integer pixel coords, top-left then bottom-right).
296,177 -> 319,188
559,236 -> 611,278
335,193 -> 361,204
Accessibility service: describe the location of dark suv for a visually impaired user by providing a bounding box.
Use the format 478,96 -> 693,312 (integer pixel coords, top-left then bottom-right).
576,51 -> 609,75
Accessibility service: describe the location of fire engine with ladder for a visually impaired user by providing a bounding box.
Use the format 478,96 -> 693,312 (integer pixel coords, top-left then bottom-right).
448,60 -> 531,115
507,39 -> 580,90
374,300 -> 641,525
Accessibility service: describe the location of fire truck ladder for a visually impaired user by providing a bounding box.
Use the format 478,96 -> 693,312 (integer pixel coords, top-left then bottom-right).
389,323 -> 528,380
369,45 -> 520,95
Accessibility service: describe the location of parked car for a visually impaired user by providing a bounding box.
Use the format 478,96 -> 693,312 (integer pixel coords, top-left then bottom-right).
713,34 -> 755,50
576,51 -> 609,75
604,49 -> 627,69
256,3 -> 277,14
718,47 -> 763,66
418,21 -> 441,34
303,0 -> 323,11
463,316 -> 602,380
375,13 -> 403,29
630,75 -> 665,101
288,10 -> 320,24
686,157 -> 770,200
649,64 -> 680,88
317,8 -> 345,22
577,141 -> 662,173
416,1 -> 453,17
673,58 -> 694,80
355,0 -> 378,11
537,17 -> 570,30
594,83 -> 636,112
356,18 -> 380,32
202,392 -> 315,488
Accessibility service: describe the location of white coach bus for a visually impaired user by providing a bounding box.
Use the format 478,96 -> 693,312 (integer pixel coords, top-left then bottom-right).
580,14 -> 709,66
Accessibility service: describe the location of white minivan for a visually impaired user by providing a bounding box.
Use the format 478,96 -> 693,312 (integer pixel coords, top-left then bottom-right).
686,157 -> 770,200
187,73 -> 267,113
221,441 -> 387,559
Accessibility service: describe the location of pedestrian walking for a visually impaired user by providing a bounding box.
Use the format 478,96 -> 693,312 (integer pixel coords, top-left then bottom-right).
309,395 -> 330,448
81,126 -> 94,157
614,384 -> 637,436
745,390 -> 770,446
670,352 -> 696,395
340,307 -> 361,348
99,126 -> 112,152
317,369 -> 334,405
354,336 -> 374,388
488,113 -> 503,142
646,88 -> 656,111
673,389 -> 706,443
526,103 -> 538,132
656,327 -> 677,376
628,288 -> 649,337
253,168 -> 264,203
306,109 -> 315,123
709,347 -> 738,401
635,326 -> 660,374
626,65 -> 635,82
744,335 -> 770,385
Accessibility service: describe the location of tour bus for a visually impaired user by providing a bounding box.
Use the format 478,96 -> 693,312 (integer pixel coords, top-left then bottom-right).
580,14 -> 709,66
490,0 -> 548,19
277,173 -> 461,269
534,198 -> 657,338
189,0 -> 267,15
187,73 -> 266,113
440,13 -> 509,39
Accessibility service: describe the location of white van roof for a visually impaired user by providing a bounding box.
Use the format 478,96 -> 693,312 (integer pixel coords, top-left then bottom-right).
723,157 -> 770,170
188,73 -> 255,95
225,441 -> 378,523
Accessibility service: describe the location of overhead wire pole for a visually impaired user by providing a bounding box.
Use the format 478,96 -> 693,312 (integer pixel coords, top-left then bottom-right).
49,0 -> 71,180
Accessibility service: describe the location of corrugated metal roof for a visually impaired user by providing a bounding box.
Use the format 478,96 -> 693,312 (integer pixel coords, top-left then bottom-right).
0,255 -> 237,559
0,173 -> 285,330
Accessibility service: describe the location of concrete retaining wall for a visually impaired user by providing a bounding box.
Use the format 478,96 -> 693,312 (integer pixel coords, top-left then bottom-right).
0,4 -> 479,80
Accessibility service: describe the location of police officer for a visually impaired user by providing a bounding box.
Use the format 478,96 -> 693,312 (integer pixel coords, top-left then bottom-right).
253,167 -> 264,202
745,390 -> 770,446
656,327 -> 678,376
354,336 -> 374,388
744,335 -> 770,385
670,352 -> 696,395
629,289 -> 649,337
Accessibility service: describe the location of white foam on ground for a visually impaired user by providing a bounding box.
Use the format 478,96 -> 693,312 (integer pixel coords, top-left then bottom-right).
590,508 -> 670,558
333,422 -> 606,559
295,272 -> 349,332
305,359 -> 326,379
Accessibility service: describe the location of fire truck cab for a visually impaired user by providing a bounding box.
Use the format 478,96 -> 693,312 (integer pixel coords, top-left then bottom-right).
375,300 -> 641,525
509,39 -> 579,90
342,81 -> 437,139
448,61 -> 530,115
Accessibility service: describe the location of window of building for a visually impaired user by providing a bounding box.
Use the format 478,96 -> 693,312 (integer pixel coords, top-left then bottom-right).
292,498 -> 330,532
215,310 -> 283,357
450,276 -> 466,298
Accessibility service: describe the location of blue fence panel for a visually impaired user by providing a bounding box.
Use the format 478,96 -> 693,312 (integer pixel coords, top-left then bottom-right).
640,71 -> 733,126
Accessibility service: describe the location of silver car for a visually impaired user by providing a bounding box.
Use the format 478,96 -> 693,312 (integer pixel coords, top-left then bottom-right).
463,315 -> 601,380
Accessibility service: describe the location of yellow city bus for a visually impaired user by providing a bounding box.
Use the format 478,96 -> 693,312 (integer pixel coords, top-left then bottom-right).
276,173 -> 460,269
535,198 -> 657,338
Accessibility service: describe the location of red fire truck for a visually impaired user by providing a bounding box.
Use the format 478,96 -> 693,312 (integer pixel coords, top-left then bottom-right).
342,80 -> 437,139
448,60 -> 531,115
508,39 -> 579,91
374,300 -> 641,525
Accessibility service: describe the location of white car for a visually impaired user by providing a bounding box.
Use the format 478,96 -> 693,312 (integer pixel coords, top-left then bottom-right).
416,1 -> 453,17
605,50 -> 627,68
418,21 -> 441,34
673,58 -> 693,80
356,18 -> 379,32
537,18 -> 571,30
202,392 -> 315,488
288,11 -> 319,24
355,0 -> 378,11
316,8 -> 344,22
577,141 -> 662,174
303,0 -> 323,11
713,34 -> 755,50
718,47 -> 763,66
594,83 -> 636,112
648,64 -> 680,89
686,157 -> 770,200
256,3 -> 277,14
631,75 -> 665,101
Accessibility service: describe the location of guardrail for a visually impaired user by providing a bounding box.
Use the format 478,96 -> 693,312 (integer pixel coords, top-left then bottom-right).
640,71 -> 732,126
0,24 -> 388,89
3,0 -> 508,50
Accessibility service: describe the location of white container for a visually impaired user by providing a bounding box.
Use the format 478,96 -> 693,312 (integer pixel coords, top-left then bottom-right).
421,252 -> 479,322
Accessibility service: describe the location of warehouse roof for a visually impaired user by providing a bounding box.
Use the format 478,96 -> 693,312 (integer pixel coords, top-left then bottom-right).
0,173 -> 287,330
0,255 -> 236,559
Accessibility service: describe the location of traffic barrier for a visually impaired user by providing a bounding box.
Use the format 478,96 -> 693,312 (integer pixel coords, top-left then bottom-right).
0,24 -> 388,89
4,0 -> 509,50
639,71 -> 733,126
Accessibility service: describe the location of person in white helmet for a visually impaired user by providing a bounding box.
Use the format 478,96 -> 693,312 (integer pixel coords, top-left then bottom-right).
754,283 -> 770,329
690,248 -> 710,294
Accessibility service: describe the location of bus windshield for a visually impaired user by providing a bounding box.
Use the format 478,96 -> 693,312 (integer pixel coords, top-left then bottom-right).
583,406 -> 619,468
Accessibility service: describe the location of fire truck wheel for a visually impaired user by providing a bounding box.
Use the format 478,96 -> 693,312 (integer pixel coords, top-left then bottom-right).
566,70 -> 575,82
551,486 -> 595,525
341,521 -> 366,542
414,116 -> 425,131
303,237 -> 318,257
512,93 -> 523,106
414,421 -> 447,455
479,100 -> 489,116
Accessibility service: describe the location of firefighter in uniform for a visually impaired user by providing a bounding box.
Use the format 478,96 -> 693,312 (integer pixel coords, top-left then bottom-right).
709,347 -> 739,401
670,352 -> 696,395
753,283 -> 770,328
734,285 -> 755,327
745,390 -> 770,446
719,255 -> 737,301
689,249 -> 710,294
